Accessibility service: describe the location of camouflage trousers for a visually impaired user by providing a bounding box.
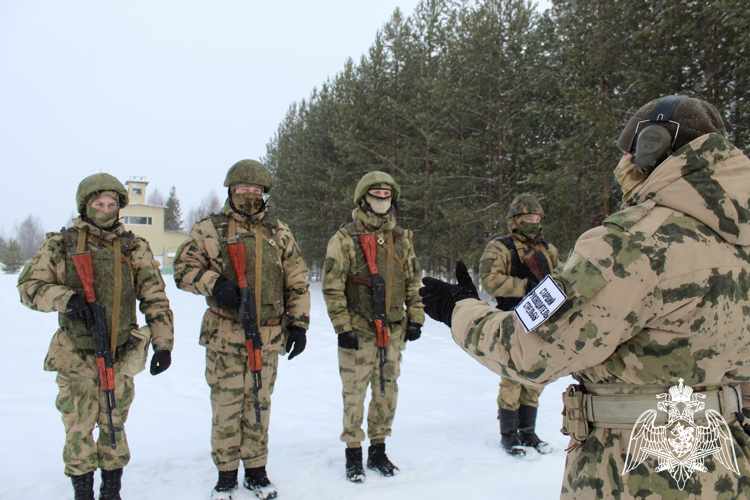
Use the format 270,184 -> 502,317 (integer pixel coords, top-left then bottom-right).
55,371 -> 135,477
205,347 -> 279,471
497,377 -> 543,411
338,327 -> 405,445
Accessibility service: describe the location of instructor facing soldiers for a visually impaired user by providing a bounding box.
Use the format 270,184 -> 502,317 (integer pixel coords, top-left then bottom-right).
420,96 -> 750,498
17,173 -> 174,500
173,160 -> 310,500
323,171 -> 424,483
479,194 -> 560,456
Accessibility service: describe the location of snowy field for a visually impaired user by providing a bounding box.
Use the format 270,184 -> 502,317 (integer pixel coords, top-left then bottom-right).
0,274 -> 572,499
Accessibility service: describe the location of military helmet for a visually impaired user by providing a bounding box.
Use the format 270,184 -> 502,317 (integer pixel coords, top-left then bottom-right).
353,171 -> 401,205
507,193 -> 545,219
76,173 -> 129,214
224,160 -> 273,193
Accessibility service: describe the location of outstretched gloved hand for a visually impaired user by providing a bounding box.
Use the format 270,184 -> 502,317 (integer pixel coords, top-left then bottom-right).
286,325 -> 307,360
419,261 -> 479,327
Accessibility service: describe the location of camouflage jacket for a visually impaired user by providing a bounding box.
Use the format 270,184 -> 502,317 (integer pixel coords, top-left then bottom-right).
17,217 -> 174,374
451,134 -> 750,499
173,202 -> 310,354
479,231 -> 561,300
323,208 -> 424,336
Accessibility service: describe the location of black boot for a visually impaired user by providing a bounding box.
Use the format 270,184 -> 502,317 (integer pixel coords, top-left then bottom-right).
518,405 -> 552,454
71,471 -> 94,500
211,469 -> 238,500
367,443 -> 399,476
244,466 -> 278,500
499,408 -> 526,457
100,468 -> 123,500
345,447 -> 366,483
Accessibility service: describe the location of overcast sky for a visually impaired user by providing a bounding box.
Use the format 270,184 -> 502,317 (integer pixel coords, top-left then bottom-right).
0,0 -> 551,236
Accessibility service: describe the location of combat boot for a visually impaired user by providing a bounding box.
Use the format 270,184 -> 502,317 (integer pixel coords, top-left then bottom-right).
367,443 -> 399,476
100,468 -> 123,500
211,469 -> 238,500
243,466 -> 278,500
70,471 -> 94,500
499,408 -> 526,457
518,405 -> 552,454
345,447 -> 366,483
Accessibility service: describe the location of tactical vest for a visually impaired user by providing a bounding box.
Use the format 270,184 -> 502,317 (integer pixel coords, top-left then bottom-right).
59,227 -> 137,351
341,222 -> 407,323
494,235 -> 552,311
208,214 -> 285,323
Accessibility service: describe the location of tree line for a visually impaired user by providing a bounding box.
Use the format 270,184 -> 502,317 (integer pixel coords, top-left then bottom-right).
262,0 -> 750,280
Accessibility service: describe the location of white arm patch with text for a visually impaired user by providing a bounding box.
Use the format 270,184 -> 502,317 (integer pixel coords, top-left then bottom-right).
513,276 -> 567,333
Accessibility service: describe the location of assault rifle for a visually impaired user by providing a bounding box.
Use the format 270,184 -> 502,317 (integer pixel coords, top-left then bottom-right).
357,234 -> 389,397
71,251 -> 118,449
226,242 -> 264,425
520,250 -> 545,283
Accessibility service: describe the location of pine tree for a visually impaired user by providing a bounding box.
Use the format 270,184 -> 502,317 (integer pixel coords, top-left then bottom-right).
0,238 -> 25,274
164,186 -> 184,232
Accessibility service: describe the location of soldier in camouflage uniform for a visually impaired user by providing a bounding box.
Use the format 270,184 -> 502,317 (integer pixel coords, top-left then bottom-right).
17,173 -> 174,500
173,160 -> 310,500
421,96 -> 750,499
322,171 -> 424,483
479,194 -> 561,456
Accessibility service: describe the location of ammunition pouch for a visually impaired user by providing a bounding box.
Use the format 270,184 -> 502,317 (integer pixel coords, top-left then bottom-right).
120,325 -> 151,377
560,382 -> 743,451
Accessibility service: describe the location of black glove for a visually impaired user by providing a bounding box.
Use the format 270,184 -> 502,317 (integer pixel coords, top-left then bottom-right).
212,275 -> 240,309
150,350 -> 171,375
525,277 -> 539,294
286,325 -> 307,360
338,331 -> 358,350
65,294 -> 92,323
419,261 -> 479,327
405,322 -> 422,341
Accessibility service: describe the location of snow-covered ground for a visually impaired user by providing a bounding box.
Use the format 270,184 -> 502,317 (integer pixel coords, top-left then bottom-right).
0,274 -> 572,499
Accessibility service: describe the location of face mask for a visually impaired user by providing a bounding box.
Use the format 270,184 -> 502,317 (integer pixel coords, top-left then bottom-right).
86,205 -> 119,229
519,221 -> 541,239
365,193 -> 392,216
614,155 -> 648,204
232,192 -> 264,216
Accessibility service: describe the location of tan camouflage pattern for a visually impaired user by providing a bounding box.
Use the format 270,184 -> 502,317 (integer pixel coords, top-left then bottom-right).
323,208 -> 424,335
55,370 -> 134,476
205,347 -> 279,470
497,377 -> 542,410
338,323 -> 405,444
450,134 -> 750,499
17,217 -> 175,355
479,234 -> 561,300
173,202 -> 310,355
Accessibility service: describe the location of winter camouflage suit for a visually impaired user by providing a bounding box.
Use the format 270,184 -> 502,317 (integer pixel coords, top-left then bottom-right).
323,195 -> 424,446
173,199 -> 310,471
17,210 -> 173,477
449,131 -> 750,499
479,197 -> 561,412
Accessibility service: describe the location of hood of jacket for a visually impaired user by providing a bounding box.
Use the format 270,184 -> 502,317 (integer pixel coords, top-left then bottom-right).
627,133 -> 750,246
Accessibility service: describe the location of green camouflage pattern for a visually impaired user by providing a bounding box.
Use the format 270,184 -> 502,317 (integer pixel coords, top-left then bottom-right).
205,348 -> 279,470
497,377 -> 542,411
451,134 -> 750,499
18,217 -> 175,357
506,193 -> 545,219
479,234 -> 561,300
55,370 -> 134,476
322,208 -> 424,335
75,173 -> 129,213
338,323 -> 405,444
353,171 -> 401,205
223,160 -> 273,193
173,202 -> 310,355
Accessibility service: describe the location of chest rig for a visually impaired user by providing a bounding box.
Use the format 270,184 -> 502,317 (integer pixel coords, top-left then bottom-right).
494,235 -> 552,311
210,214 -> 285,324
60,226 -> 137,351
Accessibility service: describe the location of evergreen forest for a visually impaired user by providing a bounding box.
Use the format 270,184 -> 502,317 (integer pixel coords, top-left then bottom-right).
263,0 -> 750,280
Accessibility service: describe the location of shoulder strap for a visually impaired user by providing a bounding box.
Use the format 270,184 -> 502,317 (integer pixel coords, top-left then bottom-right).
70,228 -> 135,278
495,236 -> 524,279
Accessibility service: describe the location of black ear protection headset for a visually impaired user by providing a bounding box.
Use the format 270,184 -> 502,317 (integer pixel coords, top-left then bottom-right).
627,95 -> 687,175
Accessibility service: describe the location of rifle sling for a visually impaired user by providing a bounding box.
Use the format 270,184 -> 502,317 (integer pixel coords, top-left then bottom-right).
72,227 -> 135,277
